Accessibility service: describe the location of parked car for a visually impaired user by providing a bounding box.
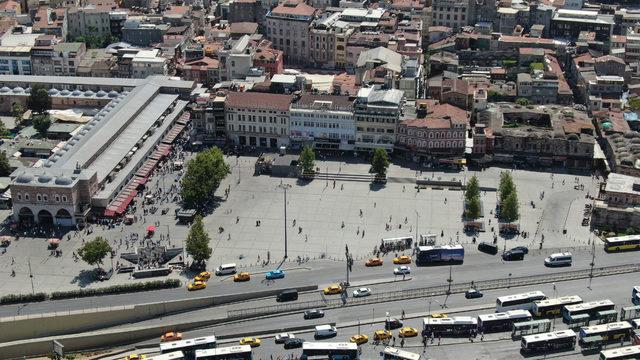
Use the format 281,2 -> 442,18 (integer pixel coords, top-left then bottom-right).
465,289 -> 483,299
510,246 -> 529,254
478,242 -> 498,255
283,338 -> 304,349
304,309 -> 325,320
352,287 -> 372,298
265,269 -> 285,279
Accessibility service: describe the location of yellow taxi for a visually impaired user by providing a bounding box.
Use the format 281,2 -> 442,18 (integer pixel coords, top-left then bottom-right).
374,329 -> 392,341
393,255 -> 412,264
160,331 -> 183,342
323,284 -> 343,295
365,258 -> 383,267
431,313 -> 448,318
233,272 -> 251,282
194,271 -> 211,281
239,337 -> 261,347
398,327 -> 418,338
349,334 -> 369,345
124,355 -> 146,360
187,281 -> 207,291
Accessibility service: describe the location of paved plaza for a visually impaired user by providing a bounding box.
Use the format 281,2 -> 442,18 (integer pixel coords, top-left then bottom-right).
0,155 -> 600,294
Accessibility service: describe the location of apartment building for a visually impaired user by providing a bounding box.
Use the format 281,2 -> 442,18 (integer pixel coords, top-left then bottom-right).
354,87 -> 404,152
218,35 -> 254,82
32,42 -> 86,76
551,9 -> 614,42
67,6 -> 111,39
431,0 -> 472,30
0,46 -> 31,75
130,49 -> 167,78
290,95 -> 355,150
265,1 -> 317,65
225,92 -> 293,148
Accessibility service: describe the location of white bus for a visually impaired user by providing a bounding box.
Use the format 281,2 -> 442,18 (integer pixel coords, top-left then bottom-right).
562,299 -> 615,323
301,342 -> 358,359
496,291 -> 546,312
599,345 -> 640,360
579,322 -> 633,343
423,316 -> 478,336
521,330 -> 576,354
147,352 -> 185,360
532,295 -> 583,317
634,286 -> 640,305
477,310 -> 532,332
195,345 -> 252,360
382,347 -> 421,360
160,335 -> 217,358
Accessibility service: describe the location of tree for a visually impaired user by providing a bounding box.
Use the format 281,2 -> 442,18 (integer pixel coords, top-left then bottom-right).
0,151 -> 11,176
11,102 -> 24,129
27,85 -> 52,114
371,148 -> 390,177
499,171 -> 515,202
181,147 -> 230,210
465,175 -> 480,203
501,191 -> 520,223
466,196 -> 481,219
32,115 -> 51,137
77,237 -> 112,269
629,97 -> 640,111
299,146 -> 315,173
515,98 -> 531,106
185,215 -> 212,265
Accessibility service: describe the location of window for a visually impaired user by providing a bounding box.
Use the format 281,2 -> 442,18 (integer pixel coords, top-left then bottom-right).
17,194 -> 21,200
62,196 -> 67,202
43,195 -> 48,201
37,194 -> 42,201
25,194 -> 29,200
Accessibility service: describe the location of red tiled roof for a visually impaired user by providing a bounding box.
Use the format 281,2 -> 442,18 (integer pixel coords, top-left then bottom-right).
225,92 -> 293,112
230,22 -> 258,34
403,103 -> 468,129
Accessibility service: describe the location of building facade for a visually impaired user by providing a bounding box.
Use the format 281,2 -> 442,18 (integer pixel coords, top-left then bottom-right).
225,91 -> 293,148
67,6 -> 111,40
290,95 -> 355,150
265,1 -> 317,65
354,87 -> 404,152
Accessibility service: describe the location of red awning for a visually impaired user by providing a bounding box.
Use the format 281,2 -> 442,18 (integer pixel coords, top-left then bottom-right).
147,225 -> 156,232
104,209 -> 116,217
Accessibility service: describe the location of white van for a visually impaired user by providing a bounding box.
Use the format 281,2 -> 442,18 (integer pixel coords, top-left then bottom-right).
314,325 -> 337,338
544,252 -> 572,267
215,263 -> 237,275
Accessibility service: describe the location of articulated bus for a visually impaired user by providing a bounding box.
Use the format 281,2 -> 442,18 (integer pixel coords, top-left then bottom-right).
562,300 -> 615,323
599,345 -> 640,360
195,345 -> 252,360
160,335 -> 217,358
521,330 -> 577,354
423,316 -> 478,336
579,322 -> 633,343
147,352 -> 185,360
496,291 -> 546,312
604,235 -> 640,252
301,342 -> 359,360
532,296 -> 583,317
477,310 -> 532,333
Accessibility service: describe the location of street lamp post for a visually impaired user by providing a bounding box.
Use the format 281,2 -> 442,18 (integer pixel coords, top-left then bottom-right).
277,183 -> 292,259
415,210 -> 419,245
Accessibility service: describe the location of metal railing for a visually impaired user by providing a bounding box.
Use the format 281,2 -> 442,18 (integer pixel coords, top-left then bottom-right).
227,263 -> 640,319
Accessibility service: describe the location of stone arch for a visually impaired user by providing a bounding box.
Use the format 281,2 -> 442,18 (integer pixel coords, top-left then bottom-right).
18,207 -> 34,224
55,208 -> 71,219
37,209 -> 53,225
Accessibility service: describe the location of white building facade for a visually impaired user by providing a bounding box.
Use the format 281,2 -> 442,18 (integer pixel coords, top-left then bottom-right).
290,95 -> 355,150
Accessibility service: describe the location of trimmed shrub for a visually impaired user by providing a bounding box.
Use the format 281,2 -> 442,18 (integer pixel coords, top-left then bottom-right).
0,292 -> 47,305
50,279 -> 181,300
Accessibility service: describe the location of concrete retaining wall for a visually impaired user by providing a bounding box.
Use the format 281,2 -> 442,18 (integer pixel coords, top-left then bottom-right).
0,285 -> 317,344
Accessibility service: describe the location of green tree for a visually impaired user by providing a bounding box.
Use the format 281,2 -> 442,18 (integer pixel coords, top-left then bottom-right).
0,151 -> 11,176
180,147 -> 230,210
11,102 -> 25,129
77,237 -> 112,269
499,171 -> 516,202
515,98 -> 531,106
32,115 -> 51,137
371,148 -> 390,177
629,97 -> 640,111
185,215 -> 212,265
299,146 -> 315,173
466,196 -> 481,219
465,175 -> 480,203
501,191 -> 520,223
27,85 -> 52,114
